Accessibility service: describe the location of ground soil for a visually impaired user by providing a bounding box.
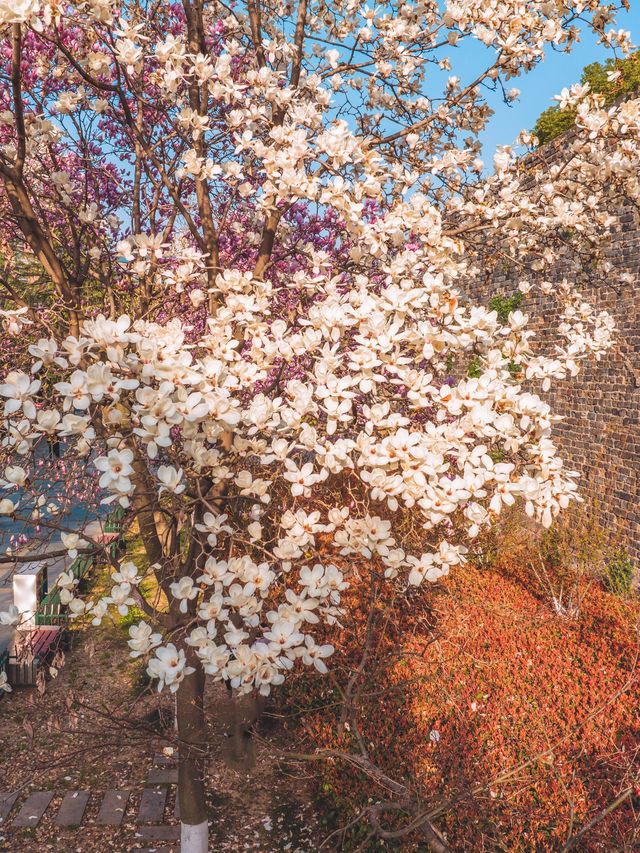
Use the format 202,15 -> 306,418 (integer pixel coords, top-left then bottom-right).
0,601 -> 325,852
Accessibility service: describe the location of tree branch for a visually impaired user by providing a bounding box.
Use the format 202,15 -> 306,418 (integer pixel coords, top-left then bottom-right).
11,24 -> 26,173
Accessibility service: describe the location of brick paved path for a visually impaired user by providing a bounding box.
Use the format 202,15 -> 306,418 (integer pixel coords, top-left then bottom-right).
0,753 -> 182,852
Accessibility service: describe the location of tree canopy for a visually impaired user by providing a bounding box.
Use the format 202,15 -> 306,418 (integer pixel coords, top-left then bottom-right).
0,2 -> 638,851
533,51 -> 640,144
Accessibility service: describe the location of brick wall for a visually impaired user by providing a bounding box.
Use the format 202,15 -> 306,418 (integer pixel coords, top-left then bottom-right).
467,185 -> 640,565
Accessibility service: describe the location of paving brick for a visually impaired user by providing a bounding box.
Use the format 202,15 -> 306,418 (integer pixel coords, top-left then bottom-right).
138,787 -> 167,823
147,768 -> 179,785
96,789 -> 131,826
55,790 -> 90,827
153,754 -> 177,767
12,791 -> 55,828
0,792 -> 19,825
135,825 -> 180,841
140,847 -> 180,853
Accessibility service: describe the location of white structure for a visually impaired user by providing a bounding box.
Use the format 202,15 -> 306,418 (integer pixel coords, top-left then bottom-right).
12,563 -> 47,629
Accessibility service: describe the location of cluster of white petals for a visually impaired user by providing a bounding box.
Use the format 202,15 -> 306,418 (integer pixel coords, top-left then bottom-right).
0,0 -> 638,700
0,252 -> 614,691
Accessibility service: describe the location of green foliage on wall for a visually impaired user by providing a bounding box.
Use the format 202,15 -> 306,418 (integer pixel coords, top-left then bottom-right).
489,289 -> 523,323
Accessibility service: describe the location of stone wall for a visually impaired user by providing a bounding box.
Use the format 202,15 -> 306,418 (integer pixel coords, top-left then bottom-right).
469,190 -> 640,566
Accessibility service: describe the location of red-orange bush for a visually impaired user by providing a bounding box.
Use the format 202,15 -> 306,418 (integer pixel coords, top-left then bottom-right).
284,556 -> 640,851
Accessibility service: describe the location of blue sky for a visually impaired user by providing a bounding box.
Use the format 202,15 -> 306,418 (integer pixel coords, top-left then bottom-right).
454,5 -> 640,161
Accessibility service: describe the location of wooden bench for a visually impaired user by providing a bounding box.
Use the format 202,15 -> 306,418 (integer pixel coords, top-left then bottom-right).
7,628 -> 62,687
35,601 -> 67,627
30,628 -> 61,660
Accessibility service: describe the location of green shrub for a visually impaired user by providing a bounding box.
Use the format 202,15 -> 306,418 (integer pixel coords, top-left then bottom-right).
533,52 -> 640,145
533,106 -> 577,145
604,550 -> 634,597
489,290 -> 523,323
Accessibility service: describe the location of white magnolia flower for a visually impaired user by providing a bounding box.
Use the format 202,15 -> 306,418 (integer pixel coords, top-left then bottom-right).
197,594 -> 227,628
195,513 -> 233,547
189,288 -> 206,308
112,561 -> 142,585
185,626 -> 215,649
3,465 -> 27,487
54,370 -> 91,411
82,314 -> 133,347
247,521 -> 263,542
61,532 -> 88,558
224,625 -> 249,647
29,338 -> 67,373
89,599 -> 109,626
0,371 -> 40,420
0,306 -> 32,335
407,553 -> 444,586
58,413 -> 93,438
109,581 -> 136,615
0,498 -> 16,515
35,410 -> 61,434
128,621 -> 162,657
157,465 -> 185,495
0,0 -> 39,26
169,576 -> 198,613
283,461 -> 319,497
55,570 -> 78,604
198,643 -> 230,676
264,620 -> 304,651
68,599 -> 87,618
94,449 -> 135,497
300,636 -> 334,674
147,644 -> 195,692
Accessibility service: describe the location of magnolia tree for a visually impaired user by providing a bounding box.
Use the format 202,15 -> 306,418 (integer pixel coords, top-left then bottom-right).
0,0 -> 639,849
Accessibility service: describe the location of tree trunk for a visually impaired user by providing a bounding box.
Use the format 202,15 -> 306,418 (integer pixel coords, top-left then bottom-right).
176,648 -> 208,853
220,688 -> 259,771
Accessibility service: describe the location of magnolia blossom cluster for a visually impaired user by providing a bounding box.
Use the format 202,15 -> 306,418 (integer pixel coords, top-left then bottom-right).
0,250 -> 611,693
0,0 -> 635,283
0,0 -> 638,702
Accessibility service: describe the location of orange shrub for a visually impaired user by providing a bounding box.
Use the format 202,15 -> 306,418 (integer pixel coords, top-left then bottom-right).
284,558 -> 640,851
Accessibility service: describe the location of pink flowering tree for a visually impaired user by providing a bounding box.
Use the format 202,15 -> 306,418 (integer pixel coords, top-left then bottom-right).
0,0 -> 639,849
